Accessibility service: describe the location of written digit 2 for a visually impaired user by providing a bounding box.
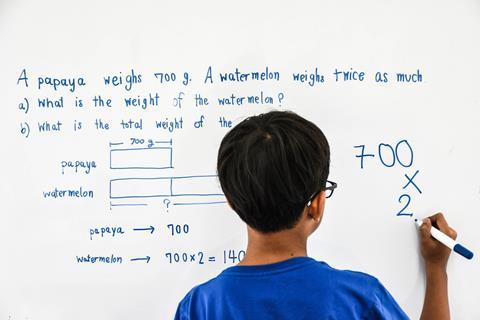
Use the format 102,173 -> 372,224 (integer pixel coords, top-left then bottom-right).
396,194 -> 413,217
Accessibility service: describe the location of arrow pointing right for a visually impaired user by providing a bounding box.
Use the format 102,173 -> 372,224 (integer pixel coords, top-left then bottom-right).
132,225 -> 155,234
130,256 -> 151,263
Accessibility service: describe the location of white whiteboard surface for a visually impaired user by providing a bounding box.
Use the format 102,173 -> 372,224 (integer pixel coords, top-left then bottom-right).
1,1 -> 479,319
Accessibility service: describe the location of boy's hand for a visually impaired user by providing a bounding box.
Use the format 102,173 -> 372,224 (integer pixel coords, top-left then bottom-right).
418,212 -> 457,270
419,213 -> 454,320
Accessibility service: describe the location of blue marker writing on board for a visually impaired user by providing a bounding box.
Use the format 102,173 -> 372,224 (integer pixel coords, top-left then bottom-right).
415,219 -> 474,260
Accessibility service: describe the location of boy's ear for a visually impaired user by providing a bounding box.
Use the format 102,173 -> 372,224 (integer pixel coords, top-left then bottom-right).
307,191 -> 326,223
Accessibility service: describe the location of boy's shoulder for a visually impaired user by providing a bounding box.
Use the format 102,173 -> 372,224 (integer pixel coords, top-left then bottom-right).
175,257 -> 408,320
177,257 -> 382,305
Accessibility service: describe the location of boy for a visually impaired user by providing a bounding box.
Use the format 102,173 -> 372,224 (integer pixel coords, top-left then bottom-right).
175,110 -> 455,319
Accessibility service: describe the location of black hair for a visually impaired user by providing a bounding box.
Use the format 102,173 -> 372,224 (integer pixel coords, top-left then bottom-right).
217,110 -> 330,233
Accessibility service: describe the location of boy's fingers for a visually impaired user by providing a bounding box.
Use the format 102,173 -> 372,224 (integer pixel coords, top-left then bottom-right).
430,212 -> 450,233
424,213 -> 457,240
419,218 -> 432,242
448,227 -> 458,240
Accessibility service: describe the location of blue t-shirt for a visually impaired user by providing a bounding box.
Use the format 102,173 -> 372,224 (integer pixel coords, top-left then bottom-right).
175,257 -> 409,320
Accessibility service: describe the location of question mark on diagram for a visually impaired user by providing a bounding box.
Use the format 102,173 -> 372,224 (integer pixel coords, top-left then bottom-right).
277,92 -> 284,107
163,198 -> 171,212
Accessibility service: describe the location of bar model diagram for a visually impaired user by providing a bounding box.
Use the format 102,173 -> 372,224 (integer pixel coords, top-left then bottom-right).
110,175 -> 223,199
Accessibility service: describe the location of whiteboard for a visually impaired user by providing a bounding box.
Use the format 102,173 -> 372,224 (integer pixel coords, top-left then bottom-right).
1,0 -> 479,319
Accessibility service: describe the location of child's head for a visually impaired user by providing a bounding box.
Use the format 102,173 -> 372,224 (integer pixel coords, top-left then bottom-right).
217,110 -> 330,233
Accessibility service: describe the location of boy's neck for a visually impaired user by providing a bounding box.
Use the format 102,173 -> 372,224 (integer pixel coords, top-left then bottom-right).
237,226 -> 308,266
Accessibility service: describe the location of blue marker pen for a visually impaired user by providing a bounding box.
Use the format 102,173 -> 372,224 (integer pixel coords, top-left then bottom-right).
415,219 -> 474,260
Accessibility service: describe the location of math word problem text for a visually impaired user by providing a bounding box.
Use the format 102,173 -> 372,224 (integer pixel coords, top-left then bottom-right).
13,65 -> 426,271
